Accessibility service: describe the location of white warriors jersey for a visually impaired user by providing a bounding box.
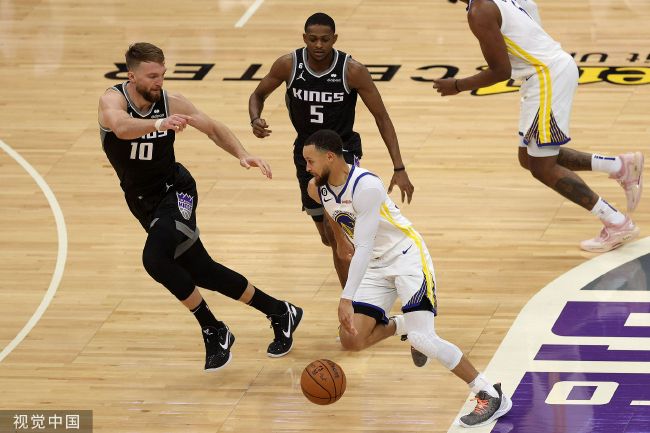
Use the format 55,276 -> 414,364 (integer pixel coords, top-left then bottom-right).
477,0 -> 570,79
317,165 -> 421,258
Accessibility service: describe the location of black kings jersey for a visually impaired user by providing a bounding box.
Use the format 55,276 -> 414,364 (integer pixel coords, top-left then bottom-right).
100,82 -> 176,198
286,48 -> 358,146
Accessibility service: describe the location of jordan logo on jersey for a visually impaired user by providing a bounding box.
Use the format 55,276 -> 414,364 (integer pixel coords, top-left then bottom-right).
297,71 -> 306,81
176,192 -> 194,220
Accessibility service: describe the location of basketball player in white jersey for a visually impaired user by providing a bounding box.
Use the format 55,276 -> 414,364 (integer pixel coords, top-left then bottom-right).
437,0 -> 643,252
303,129 -> 512,428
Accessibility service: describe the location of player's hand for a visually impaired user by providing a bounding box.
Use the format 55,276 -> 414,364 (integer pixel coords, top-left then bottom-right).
388,170 -> 414,204
240,155 -> 273,179
432,78 -> 460,96
161,114 -> 192,132
338,298 -> 357,336
251,118 -> 272,138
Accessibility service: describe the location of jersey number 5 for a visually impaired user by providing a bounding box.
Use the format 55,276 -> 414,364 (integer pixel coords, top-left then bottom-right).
310,105 -> 324,124
130,142 -> 153,160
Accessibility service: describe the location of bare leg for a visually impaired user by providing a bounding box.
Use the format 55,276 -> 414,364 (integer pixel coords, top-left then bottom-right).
339,314 -> 396,351
519,148 -> 599,210
314,220 -> 350,287
557,147 -> 593,171
519,146 -> 593,171
451,355 -> 480,384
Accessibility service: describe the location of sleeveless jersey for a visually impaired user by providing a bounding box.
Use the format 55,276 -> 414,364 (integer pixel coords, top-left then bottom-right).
286,48 -> 358,145
318,165 -> 422,258
470,0 -> 570,79
100,82 -> 176,197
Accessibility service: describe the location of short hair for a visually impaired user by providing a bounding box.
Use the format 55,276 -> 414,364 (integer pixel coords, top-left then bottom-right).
125,42 -> 165,71
305,130 -> 343,156
304,13 -> 335,33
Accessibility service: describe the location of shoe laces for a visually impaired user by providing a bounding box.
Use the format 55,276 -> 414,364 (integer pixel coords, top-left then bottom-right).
470,395 -> 490,415
268,311 -> 288,341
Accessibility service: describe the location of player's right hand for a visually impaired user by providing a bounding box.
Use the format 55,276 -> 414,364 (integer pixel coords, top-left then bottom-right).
161,114 -> 191,132
338,298 -> 357,336
251,118 -> 272,138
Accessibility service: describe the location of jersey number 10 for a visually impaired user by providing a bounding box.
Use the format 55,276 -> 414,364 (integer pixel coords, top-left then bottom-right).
130,142 -> 153,160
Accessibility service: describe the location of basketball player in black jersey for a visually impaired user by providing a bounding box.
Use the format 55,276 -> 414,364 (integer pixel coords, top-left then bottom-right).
98,42 -> 303,372
249,12 -> 414,288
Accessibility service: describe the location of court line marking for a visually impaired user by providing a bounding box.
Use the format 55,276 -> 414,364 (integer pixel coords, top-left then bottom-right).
0,139 -> 68,363
235,0 -> 265,28
446,236 -> 650,432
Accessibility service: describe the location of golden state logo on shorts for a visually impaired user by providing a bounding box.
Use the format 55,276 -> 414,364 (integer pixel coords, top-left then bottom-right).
334,211 -> 355,238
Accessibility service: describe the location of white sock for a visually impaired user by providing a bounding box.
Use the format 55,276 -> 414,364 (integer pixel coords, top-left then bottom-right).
592,154 -> 622,175
391,315 -> 406,336
590,197 -> 626,225
469,373 -> 498,398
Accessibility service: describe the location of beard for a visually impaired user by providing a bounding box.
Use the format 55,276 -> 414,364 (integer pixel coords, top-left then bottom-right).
137,84 -> 162,103
313,169 -> 330,187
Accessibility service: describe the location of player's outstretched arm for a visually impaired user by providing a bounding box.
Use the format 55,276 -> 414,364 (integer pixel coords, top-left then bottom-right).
248,54 -> 293,139
433,0 -> 511,96
98,89 -> 190,140
347,59 -> 414,203
169,93 -> 272,179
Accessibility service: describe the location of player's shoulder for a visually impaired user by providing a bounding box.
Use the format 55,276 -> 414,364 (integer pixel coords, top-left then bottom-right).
345,56 -> 365,73
352,167 -> 384,193
167,92 -> 195,114
269,53 -> 294,77
468,0 -> 500,17
99,86 -> 126,107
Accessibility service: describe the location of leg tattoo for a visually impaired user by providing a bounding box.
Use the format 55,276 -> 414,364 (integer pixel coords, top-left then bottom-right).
557,148 -> 593,171
554,176 -> 598,209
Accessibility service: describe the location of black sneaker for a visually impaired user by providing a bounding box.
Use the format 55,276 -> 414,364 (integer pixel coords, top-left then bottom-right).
267,301 -> 303,357
202,325 -> 235,372
459,383 -> 512,428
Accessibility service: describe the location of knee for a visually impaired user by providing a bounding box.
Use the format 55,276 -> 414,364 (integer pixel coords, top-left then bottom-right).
408,331 -> 462,370
528,163 -> 551,184
142,246 -> 164,280
320,234 -> 331,247
323,224 -> 337,248
339,333 -> 365,352
408,331 -> 438,358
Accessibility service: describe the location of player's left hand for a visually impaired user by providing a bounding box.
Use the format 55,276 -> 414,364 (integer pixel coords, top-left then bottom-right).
388,170 -> 414,204
432,78 -> 460,96
338,298 -> 357,336
240,155 -> 272,179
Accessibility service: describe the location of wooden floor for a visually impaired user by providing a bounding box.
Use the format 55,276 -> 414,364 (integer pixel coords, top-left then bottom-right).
1,1 -> 649,432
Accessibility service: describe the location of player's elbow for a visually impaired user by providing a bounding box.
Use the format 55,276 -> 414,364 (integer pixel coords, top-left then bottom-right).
495,64 -> 511,82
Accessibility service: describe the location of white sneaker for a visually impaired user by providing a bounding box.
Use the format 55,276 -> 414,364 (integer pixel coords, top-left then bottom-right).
580,216 -> 640,253
611,152 -> 644,212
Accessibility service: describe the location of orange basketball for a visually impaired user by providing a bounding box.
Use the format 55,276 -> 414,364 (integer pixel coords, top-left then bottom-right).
300,359 -> 346,405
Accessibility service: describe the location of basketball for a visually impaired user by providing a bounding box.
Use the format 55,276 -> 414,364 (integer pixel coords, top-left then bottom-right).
300,359 -> 346,405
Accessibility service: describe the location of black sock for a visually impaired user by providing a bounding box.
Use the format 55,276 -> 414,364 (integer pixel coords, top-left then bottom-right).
191,299 -> 223,330
247,287 -> 285,316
